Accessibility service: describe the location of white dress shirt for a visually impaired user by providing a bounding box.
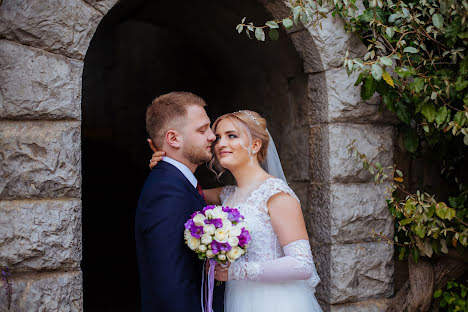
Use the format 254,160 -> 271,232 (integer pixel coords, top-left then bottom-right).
161,156 -> 198,188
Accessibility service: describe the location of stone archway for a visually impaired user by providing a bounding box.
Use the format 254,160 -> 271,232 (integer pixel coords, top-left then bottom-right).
0,0 -> 394,311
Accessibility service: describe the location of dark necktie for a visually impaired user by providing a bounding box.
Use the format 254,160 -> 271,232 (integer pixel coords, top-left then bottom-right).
196,182 -> 205,201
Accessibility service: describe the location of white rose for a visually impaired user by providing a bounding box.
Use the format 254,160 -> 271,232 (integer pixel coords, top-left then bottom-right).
212,207 -> 228,220
184,229 -> 191,240
204,224 -> 216,235
198,244 -> 207,253
206,250 -> 214,258
187,236 -> 200,251
193,214 -> 206,226
205,209 -> 215,219
228,236 -> 239,247
218,254 -> 226,261
226,246 -> 245,262
214,227 -> 229,243
201,234 -> 212,245
223,220 -> 233,229
228,226 -> 241,237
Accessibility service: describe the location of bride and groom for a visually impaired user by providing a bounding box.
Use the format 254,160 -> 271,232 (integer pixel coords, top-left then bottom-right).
135,91 -> 322,312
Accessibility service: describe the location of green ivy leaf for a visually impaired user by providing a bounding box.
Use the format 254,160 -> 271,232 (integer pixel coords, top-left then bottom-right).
386,26 -> 395,38
265,20 -> 279,29
436,106 -> 448,126
421,102 -> 437,122
268,28 -> 279,40
403,128 -> 419,153
255,28 -> 265,41
396,102 -> 411,124
434,289 -> 443,298
292,7 -> 302,25
371,63 -> 383,81
403,46 -> 419,54
380,56 -> 393,66
354,72 -> 365,86
412,78 -> 425,93
282,18 -> 294,29
411,247 -> 420,263
361,75 -> 377,100
394,66 -> 414,78
454,111 -> 467,127
455,76 -> 468,91
432,13 -> 444,30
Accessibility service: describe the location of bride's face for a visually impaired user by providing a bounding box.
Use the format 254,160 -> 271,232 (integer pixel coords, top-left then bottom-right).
213,118 -> 253,170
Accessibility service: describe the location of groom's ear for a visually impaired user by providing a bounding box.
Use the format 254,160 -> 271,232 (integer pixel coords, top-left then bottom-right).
165,130 -> 181,149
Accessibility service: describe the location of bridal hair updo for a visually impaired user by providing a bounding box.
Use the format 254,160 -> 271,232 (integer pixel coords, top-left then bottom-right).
209,110 -> 270,176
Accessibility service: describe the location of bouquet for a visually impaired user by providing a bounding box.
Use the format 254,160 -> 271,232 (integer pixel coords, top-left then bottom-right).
184,205 -> 251,312
184,205 -> 251,263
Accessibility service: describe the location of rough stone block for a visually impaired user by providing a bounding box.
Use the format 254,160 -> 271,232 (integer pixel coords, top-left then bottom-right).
0,121 -> 81,199
0,0 -> 103,60
83,0 -> 118,15
0,40 -> 83,120
330,183 -> 393,243
290,30 -> 324,73
329,242 -> 393,304
329,124 -> 394,183
309,125 -> 331,183
326,68 -> 394,122
0,199 -> 81,271
307,12 -> 367,71
308,73 -> 328,124
0,271 -> 82,311
329,299 -> 389,312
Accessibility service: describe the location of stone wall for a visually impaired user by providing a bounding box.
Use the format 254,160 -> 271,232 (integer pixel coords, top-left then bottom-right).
0,0 -> 394,310
0,0 -> 117,310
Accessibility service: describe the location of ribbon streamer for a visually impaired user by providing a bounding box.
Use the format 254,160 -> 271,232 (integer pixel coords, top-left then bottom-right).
201,259 -> 217,312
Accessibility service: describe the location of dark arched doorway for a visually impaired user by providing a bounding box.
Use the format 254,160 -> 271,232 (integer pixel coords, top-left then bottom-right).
82,0 -> 308,310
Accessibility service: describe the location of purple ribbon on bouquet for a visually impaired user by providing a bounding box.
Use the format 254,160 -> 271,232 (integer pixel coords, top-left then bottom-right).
201,259 -> 217,312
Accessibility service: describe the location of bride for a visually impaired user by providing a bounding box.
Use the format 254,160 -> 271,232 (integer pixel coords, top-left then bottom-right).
150,110 -> 322,312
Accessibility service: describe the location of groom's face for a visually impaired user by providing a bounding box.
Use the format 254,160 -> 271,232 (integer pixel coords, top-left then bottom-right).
180,105 -> 215,165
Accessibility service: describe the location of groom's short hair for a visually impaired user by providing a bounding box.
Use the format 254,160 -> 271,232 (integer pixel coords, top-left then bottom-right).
146,92 -> 207,149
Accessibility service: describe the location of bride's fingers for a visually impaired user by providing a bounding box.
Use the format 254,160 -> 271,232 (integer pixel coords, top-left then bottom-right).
147,138 -> 158,153
152,151 -> 165,159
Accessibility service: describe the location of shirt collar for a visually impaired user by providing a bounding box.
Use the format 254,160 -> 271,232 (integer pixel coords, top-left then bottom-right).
162,156 -> 198,188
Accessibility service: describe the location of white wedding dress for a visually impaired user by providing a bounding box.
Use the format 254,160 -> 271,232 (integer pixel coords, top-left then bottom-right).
220,178 -> 322,312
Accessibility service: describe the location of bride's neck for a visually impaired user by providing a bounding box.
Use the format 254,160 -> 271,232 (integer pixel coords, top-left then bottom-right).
230,161 -> 269,188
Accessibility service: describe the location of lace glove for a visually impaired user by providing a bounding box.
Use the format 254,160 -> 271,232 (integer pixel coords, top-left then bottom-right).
228,239 -> 316,283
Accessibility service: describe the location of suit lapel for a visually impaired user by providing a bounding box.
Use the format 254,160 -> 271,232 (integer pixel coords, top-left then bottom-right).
157,161 -> 207,208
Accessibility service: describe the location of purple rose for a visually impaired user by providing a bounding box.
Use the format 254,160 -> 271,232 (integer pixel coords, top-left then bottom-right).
190,224 -> 204,238
238,228 -> 251,247
202,205 -> 216,214
204,218 -> 223,228
211,241 -> 232,254
222,207 -> 244,223
184,218 -> 194,230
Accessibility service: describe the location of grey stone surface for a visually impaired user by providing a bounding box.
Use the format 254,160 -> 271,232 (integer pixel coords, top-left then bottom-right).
307,12 -> 367,70
83,0 -> 118,15
0,0 -> 103,60
0,40 -> 83,120
330,183 -> 393,243
329,124 -> 394,183
290,30 -> 325,73
310,182 -> 393,244
308,72 -> 329,124
326,68 -> 393,122
0,271 -> 82,312
310,125 -> 331,183
329,299 -> 389,312
328,242 -> 394,304
0,121 -> 81,199
0,199 -> 81,271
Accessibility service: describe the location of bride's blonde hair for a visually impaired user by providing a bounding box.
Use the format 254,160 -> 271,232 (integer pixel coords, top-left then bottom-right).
208,110 -> 269,178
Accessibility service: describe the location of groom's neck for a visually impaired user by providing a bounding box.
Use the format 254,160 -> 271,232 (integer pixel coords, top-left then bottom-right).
164,153 -> 198,173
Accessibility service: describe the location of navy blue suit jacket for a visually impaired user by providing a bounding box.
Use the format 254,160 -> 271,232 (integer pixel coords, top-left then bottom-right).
135,161 -> 224,312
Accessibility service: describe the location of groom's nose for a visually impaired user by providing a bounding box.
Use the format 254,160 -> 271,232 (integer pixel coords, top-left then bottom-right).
207,128 -> 216,142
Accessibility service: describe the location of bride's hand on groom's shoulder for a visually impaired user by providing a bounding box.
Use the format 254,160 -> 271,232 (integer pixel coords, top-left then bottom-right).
147,139 -> 165,169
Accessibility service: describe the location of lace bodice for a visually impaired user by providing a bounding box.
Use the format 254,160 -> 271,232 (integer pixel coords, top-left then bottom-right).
219,178 -> 320,289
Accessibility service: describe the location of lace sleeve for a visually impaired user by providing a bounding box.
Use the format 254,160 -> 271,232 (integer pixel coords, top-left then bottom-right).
228,240 -> 320,287
219,185 -> 236,204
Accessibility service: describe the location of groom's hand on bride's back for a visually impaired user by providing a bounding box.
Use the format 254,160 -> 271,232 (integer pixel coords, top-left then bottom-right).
147,138 -> 165,169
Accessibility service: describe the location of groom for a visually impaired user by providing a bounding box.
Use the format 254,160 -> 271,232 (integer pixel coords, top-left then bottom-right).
135,92 -> 224,311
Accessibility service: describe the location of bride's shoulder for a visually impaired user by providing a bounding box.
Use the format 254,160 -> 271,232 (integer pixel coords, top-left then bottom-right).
262,178 -> 299,203
219,185 -> 236,203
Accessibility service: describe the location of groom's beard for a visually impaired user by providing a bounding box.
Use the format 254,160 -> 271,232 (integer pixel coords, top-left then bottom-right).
182,143 -> 212,166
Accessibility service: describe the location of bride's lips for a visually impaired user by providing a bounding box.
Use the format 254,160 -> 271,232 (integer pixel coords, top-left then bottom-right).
217,150 -> 232,158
